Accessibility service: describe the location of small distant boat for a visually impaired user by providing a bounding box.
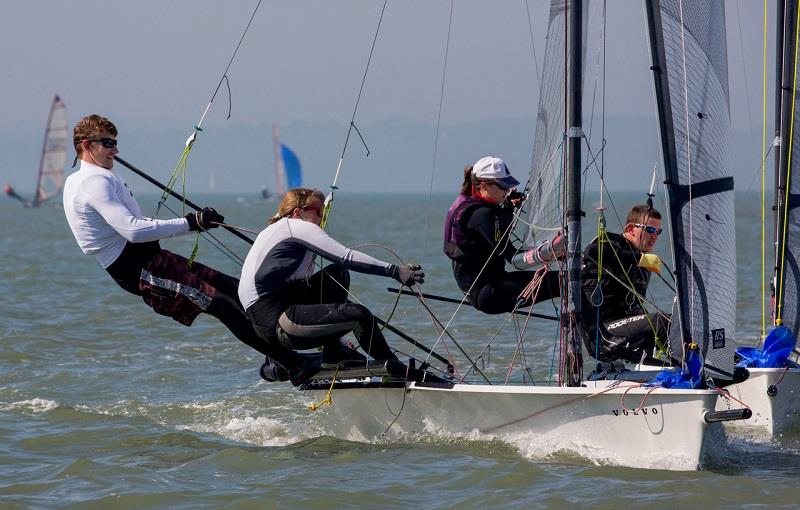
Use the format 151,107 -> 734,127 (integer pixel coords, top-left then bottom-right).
4,95 -> 68,207
264,124 -> 301,200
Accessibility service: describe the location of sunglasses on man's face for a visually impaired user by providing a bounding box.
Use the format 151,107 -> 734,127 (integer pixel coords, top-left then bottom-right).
634,223 -> 663,235
89,138 -> 118,149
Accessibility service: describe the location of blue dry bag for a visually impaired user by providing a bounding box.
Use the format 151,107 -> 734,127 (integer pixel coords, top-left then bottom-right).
735,325 -> 797,368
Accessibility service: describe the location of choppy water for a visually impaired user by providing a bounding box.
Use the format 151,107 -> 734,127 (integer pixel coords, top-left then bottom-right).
3,191 -> 800,508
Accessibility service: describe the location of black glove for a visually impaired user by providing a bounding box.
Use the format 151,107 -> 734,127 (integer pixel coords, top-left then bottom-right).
504,190 -> 525,209
185,207 -> 224,231
393,263 -> 425,286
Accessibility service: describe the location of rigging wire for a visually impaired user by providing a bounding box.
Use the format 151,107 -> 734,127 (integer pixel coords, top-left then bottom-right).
321,0 -> 389,230
761,0 -> 768,337
419,0 -> 454,267
524,0 -> 543,93
156,0 -> 264,216
677,0 -> 694,349
149,0 -> 263,264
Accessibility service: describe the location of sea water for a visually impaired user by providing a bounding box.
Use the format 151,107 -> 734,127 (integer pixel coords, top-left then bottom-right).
2,191 -> 799,509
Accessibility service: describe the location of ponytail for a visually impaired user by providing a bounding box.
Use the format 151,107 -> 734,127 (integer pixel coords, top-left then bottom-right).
460,165 -> 474,196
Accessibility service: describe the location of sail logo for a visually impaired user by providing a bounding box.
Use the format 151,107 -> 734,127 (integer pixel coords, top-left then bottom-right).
711,328 -> 725,349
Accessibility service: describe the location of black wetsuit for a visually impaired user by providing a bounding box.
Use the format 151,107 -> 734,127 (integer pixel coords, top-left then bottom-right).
581,232 -> 669,362
446,196 -> 560,314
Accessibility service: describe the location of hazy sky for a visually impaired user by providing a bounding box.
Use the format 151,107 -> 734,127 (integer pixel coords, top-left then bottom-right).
0,0 -> 773,194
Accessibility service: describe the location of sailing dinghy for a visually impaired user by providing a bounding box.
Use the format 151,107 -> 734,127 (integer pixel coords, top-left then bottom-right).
4,95 -> 67,207
715,0 -> 800,438
296,0 -> 749,470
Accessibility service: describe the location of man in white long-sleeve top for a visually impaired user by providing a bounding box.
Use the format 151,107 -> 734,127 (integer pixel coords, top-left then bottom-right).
62,114 -> 299,378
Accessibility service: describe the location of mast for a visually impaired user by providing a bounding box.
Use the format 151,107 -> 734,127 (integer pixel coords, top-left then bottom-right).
774,0 -> 797,326
564,0 -> 583,386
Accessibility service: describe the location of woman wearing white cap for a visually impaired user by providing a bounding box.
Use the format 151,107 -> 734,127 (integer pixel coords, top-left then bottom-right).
443,156 -> 561,314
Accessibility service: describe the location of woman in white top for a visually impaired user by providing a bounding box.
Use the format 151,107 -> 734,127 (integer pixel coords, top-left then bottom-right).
239,188 -> 424,385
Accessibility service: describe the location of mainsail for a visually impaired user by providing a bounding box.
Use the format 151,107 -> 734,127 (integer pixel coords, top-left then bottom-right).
272,124 -> 302,198
645,0 -> 736,379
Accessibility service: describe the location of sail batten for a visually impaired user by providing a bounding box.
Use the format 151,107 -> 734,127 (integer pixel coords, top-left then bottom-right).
646,0 -> 736,379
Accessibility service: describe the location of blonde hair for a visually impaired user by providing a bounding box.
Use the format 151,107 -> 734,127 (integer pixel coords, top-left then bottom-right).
268,188 -> 325,224
73,115 -> 117,158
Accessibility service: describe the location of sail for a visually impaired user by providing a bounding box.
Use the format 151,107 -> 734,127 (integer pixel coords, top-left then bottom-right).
645,0 -> 736,379
272,124 -> 302,198
33,95 -> 67,206
774,3 -> 800,335
521,0 -> 587,249
281,144 -> 302,189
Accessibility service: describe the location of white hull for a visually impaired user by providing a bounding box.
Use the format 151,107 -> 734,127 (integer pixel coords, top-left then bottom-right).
304,381 -> 721,470
716,368 -> 800,437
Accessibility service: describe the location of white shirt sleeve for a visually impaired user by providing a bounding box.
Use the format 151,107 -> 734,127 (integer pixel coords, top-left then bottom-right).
82,173 -> 189,243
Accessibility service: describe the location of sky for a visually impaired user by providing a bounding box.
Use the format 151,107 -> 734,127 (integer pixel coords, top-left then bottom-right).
0,0 -> 773,195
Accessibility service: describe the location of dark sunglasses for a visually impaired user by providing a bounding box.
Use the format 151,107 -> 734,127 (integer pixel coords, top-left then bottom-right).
89,138 -> 118,148
634,223 -> 663,235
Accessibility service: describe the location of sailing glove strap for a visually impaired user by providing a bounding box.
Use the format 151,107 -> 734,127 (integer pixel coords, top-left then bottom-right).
393,264 -> 425,286
186,207 -> 224,231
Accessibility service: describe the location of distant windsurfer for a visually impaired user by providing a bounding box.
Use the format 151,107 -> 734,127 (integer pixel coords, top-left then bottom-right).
62,114 -> 298,376
443,156 -> 563,314
238,188 -> 425,386
581,204 -> 669,363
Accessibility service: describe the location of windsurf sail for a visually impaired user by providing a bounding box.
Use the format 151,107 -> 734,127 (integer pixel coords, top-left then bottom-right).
5,95 -> 67,207
33,95 -> 68,206
272,124 -> 302,198
645,0 -> 736,380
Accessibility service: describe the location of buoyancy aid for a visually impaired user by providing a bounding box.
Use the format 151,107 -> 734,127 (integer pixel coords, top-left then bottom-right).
443,194 -> 488,262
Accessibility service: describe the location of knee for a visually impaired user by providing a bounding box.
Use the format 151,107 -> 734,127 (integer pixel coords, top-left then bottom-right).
340,302 -> 372,321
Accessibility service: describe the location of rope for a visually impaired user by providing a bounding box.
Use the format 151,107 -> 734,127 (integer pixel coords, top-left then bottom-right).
307,366 -> 339,411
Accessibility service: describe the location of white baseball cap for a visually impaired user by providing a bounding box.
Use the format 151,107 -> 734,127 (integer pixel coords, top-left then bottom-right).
472,156 -> 520,189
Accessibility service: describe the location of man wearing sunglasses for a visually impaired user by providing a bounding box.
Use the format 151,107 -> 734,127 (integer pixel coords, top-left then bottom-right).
62,114 -> 298,375
581,204 -> 670,364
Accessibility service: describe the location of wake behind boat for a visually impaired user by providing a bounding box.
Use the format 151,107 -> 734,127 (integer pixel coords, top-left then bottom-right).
4,94 -> 67,207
